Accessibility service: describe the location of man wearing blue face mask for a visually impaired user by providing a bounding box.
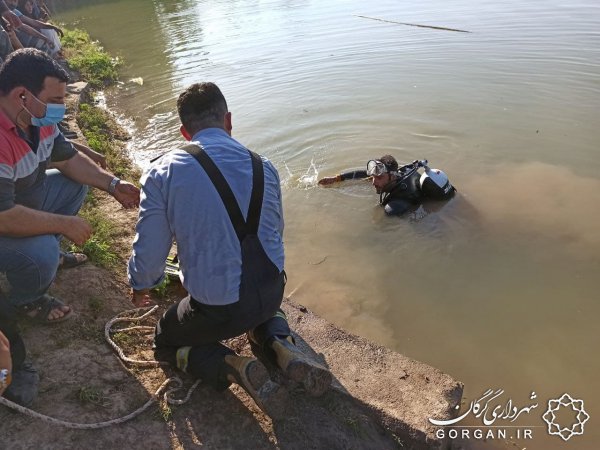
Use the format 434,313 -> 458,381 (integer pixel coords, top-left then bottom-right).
0,48 -> 140,406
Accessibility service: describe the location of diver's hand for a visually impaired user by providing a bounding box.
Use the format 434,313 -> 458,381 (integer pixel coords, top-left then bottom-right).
318,176 -> 340,186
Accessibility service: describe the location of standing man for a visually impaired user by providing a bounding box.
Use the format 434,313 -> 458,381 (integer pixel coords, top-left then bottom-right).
128,82 -> 331,419
0,48 -> 139,406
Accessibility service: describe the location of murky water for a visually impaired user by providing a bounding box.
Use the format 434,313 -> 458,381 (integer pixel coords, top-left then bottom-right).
57,1 -> 599,448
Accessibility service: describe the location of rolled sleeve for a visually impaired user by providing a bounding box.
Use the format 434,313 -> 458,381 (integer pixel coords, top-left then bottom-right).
127,169 -> 173,290
50,132 -> 77,162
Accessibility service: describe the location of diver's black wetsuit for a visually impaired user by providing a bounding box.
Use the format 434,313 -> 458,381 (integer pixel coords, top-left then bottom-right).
338,169 -> 451,216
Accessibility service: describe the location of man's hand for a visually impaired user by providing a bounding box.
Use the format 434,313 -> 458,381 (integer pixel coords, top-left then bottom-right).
112,181 -> 140,209
131,289 -> 154,307
2,10 -> 22,29
53,26 -> 63,37
318,176 -> 340,186
62,216 -> 93,246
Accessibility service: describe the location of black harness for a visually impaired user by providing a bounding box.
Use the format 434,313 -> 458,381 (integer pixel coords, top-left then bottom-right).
183,143 -> 284,306
379,168 -> 422,206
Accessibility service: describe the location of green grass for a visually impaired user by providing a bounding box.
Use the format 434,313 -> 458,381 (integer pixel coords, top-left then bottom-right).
112,331 -> 135,349
69,204 -> 119,268
152,276 -> 170,298
60,28 -> 121,87
77,103 -> 137,181
62,27 -> 139,271
70,103 -> 139,268
78,385 -> 111,407
153,402 -> 175,422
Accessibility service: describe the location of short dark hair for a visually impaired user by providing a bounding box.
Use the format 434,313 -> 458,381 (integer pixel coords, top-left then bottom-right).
177,82 -> 228,135
0,48 -> 69,96
379,155 -> 398,173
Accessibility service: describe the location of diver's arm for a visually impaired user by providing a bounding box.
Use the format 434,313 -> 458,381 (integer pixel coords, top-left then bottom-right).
318,169 -> 368,186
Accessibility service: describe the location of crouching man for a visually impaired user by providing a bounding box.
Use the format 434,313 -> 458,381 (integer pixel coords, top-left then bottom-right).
128,82 -> 331,419
0,49 -> 139,406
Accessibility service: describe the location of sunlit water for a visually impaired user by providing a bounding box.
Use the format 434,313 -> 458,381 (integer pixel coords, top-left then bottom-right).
57,1 -> 599,448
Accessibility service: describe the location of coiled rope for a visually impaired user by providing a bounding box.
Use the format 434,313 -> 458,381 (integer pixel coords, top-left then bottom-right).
0,306 -> 201,429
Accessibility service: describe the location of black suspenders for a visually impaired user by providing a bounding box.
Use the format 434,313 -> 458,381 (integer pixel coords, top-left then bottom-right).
182,143 -> 264,241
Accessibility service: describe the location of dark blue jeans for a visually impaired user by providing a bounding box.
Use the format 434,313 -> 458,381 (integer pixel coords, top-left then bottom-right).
0,169 -> 88,308
0,170 -> 87,367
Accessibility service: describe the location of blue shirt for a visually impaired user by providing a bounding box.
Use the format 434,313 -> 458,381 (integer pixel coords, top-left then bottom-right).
128,128 -> 285,305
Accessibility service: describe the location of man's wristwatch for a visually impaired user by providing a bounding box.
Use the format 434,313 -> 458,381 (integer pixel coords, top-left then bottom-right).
108,176 -> 121,195
0,369 -> 11,391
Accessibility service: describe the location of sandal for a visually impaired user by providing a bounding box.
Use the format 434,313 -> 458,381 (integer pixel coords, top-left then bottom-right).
19,294 -> 73,325
59,252 -> 88,270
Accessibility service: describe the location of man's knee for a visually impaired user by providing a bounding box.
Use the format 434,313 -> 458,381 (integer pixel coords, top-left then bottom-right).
43,170 -> 89,216
2,235 -> 60,293
31,238 -> 61,286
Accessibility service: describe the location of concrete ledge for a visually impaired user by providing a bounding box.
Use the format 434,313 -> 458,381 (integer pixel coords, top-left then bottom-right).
283,299 -> 464,449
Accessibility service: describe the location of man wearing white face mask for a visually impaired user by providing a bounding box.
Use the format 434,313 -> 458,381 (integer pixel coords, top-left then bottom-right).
0,49 -> 140,406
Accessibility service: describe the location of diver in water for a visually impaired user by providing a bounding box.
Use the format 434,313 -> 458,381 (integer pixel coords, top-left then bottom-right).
318,155 -> 456,216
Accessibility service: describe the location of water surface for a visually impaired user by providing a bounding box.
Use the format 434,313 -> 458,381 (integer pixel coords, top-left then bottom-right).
57,1 -> 600,448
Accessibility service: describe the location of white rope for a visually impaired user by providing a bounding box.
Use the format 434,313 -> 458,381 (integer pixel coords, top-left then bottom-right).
104,306 -> 161,367
0,306 -> 201,428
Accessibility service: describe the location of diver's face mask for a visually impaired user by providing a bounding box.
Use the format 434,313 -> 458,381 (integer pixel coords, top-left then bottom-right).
366,160 -> 388,177
367,160 -> 396,194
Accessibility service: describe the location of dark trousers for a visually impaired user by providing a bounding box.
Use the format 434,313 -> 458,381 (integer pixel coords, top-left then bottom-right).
0,292 -> 26,370
154,271 -> 291,389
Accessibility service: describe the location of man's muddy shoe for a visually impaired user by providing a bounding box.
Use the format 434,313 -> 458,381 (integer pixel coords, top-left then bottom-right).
270,337 -> 332,397
2,361 -> 39,407
224,355 -> 287,420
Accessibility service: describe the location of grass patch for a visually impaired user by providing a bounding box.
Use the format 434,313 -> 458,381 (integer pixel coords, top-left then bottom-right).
112,331 -> 135,349
344,416 -> 365,438
152,276 -> 170,298
61,28 -> 121,87
61,27 -> 139,271
70,103 -> 139,268
69,203 -> 119,268
78,385 -> 111,407
153,402 -> 175,422
54,319 -> 104,348
88,296 -> 103,318
77,103 -> 137,181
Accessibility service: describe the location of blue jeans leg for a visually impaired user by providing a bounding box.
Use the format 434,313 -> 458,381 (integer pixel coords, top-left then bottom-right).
0,170 -> 88,309
41,169 -> 88,218
0,235 -> 60,308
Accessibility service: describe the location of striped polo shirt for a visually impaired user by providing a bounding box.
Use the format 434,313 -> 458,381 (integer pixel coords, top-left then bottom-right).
0,108 -> 76,212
